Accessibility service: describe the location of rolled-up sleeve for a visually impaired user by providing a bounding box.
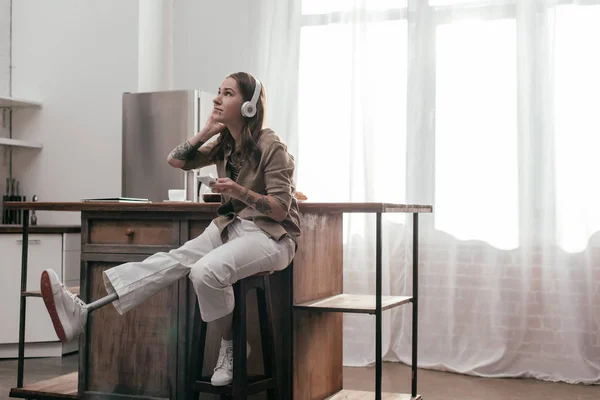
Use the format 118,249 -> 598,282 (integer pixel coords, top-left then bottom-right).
182,140 -> 217,171
264,142 -> 295,213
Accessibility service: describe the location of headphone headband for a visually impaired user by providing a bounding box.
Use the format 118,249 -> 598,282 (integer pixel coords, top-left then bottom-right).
241,77 -> 262,118
250,78 -> 261,107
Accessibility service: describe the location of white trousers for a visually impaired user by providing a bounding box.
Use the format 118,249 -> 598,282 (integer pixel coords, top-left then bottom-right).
102,217 -> 296,322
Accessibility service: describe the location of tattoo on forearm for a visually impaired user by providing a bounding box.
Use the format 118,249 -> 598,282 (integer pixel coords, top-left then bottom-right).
170,141 -> 204,160
241,188 -> 257,204
241,188 -> 273,215
255,197 -> 272,214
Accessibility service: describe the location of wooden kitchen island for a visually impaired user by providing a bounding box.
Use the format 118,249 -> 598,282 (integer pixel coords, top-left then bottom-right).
5,201 -> 432,400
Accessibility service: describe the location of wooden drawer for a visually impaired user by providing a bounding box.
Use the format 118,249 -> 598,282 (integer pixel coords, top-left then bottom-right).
188,220 -> 212,240
84,218 -> 179,254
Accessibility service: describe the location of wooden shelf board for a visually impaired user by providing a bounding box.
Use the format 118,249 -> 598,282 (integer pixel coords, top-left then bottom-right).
327,389 -> 421,400
294,294 -> 412,314
0,138 -> 43,149
192,375 -> 272,395
23,286 -> 80,298
9,372 -> 78,399
0,96 -> 42,108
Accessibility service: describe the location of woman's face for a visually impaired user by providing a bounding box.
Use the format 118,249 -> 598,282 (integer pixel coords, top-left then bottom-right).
212,77 -> 244,125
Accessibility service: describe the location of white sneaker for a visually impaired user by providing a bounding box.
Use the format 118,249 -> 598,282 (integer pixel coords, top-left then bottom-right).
210,339 -> 251,386
40,269 -> 88,343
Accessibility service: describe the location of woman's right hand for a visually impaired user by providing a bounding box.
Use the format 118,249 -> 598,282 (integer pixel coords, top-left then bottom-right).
199,115 -> 225,141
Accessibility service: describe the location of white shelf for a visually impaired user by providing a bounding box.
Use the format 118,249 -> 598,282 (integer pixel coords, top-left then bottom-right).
0,96 -> 42,108
0,138 -> 43,149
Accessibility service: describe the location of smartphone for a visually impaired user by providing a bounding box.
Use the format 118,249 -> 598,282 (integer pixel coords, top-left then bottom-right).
198,176 -> 217,187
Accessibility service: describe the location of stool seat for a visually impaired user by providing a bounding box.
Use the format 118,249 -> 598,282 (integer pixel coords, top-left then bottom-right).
186,269 -> 283,400
251,271 -> 274,277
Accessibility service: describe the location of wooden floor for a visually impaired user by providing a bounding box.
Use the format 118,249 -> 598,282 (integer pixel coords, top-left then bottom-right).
1,355 -> 598,400
342,363 -> 599,400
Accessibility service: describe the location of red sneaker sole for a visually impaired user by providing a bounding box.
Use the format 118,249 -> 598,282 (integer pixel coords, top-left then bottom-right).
40,271 -> 68,343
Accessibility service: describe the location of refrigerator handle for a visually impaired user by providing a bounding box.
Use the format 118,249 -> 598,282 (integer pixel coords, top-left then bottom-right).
183,170 -> 188,200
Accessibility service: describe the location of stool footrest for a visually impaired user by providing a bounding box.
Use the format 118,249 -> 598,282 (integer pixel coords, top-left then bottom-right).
187,268 -> 290,398
192,376 -> 274,396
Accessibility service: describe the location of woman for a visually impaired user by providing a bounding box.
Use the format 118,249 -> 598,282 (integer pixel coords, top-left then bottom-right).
40,72 -> 301,387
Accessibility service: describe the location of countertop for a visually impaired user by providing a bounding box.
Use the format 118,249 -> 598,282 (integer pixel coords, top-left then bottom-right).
3,201 -> 433,214
0,224 -> 81,234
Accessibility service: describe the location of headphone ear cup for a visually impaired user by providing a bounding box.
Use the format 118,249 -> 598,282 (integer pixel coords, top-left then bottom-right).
241,78 -> 261,118
241,101 -> 256,118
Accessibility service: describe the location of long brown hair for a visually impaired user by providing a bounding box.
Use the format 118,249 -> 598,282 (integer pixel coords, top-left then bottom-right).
208,72 -> 266,167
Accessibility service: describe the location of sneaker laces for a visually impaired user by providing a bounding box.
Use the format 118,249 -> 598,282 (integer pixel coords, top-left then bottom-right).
60,282 -> 87,313
214,346 -> 233,371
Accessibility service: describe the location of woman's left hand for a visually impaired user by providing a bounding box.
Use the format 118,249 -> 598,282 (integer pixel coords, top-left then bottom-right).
210,178 -> 243,198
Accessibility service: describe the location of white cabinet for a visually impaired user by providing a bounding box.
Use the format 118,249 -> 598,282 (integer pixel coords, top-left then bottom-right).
0,232 -> 80,358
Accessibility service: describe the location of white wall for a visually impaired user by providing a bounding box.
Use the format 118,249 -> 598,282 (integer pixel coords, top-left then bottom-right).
10,0 -> 140,224
1,0 -> 12,214
173,0 -> 301,155
172,0 -> 261,92
138,0 -> 173,92
1,0 -> 263,225
0,0 -> 8,96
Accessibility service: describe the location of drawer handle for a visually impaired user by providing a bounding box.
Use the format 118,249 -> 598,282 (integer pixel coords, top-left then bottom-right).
16,239 -> 41,245
125,229 -> 135,237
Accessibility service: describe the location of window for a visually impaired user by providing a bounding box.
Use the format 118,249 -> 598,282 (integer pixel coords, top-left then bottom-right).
297,0 -> 600,251
554,5 -> 600,252
434,18 -> 519,249
297,3 -> 408,209
297,0 -> 409,240
429,0 -> 505,5
302,0 -> 406,15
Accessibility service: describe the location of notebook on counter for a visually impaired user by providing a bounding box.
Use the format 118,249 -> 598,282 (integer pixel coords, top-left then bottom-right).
81,197 -> 151,203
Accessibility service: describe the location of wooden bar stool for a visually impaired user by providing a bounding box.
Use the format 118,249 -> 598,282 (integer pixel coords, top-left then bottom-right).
186,271 -> 280,400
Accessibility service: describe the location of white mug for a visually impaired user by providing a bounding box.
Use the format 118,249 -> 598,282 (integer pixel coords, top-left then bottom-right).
168,189 -> 186,201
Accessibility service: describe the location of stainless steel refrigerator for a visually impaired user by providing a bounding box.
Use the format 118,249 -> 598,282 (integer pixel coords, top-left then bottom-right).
121,90 -> 217,202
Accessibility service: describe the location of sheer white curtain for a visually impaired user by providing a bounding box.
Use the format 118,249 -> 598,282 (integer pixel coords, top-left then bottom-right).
254,0 -> 303,158
399,0 -> 600,384
258,0 -> 600,384
296,0 -> 410,368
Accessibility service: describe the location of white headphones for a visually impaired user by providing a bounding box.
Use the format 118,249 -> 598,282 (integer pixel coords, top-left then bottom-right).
240,77 -> 262,118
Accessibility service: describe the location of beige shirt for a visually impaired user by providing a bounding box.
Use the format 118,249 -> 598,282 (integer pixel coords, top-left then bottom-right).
183,129 -> 301,246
